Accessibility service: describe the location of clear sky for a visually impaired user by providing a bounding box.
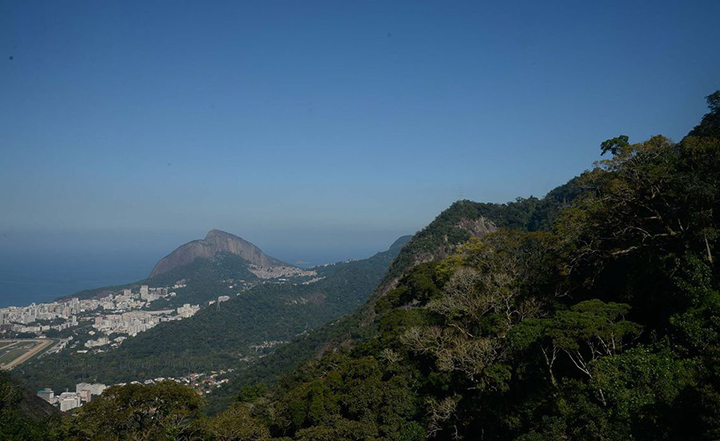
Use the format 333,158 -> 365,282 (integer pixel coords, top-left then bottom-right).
1,0 -> 719,269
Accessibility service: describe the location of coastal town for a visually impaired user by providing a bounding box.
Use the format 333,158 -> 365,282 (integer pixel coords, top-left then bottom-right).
0,282 -> 201,352
0,262 -> 328,413
0,282 -> 242,412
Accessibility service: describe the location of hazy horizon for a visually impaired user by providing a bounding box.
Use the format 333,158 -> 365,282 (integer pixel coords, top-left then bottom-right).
2,1 -> 719,306
2,2 -> 720,436
0,226 -> 413,308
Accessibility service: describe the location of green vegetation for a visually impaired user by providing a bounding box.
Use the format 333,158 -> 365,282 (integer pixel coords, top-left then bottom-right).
20,239 -> 409,393
61,252 -> 259,306
0,372 -> 59,440
0,340 -> 54,369
231,92 -> 718,440
4,91 -> 719,439
383,178 -> 582,287
0,345 -> 27,364
689,90 -> 720,139
63,381 -> 208,441
206,304 -> 376,414
147,252 -> 259,306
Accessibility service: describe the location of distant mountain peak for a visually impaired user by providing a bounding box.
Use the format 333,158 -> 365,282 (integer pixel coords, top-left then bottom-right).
205,229 -> 231,239
149,230 -> 285,278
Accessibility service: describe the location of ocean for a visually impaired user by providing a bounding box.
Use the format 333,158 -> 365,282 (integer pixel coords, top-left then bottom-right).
0,230 -> 400,308
0,253 -> 155,308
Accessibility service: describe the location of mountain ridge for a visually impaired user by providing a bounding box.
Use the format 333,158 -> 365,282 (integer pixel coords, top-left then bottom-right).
23,236 -> 412,394
149,229 -> 285,278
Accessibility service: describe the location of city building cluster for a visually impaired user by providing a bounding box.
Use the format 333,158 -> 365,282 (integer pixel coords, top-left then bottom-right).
0,298 -> 82,333
0,284 -> 201,351
93,309 -> 177,337
37,383 -> 107,412
248,264 -> 317,279
140,369 -> 234,395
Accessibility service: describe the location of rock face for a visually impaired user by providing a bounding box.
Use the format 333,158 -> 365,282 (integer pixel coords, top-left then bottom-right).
149,229 -> 284,278
412,216 -> 497,266
457,216 -> 497,238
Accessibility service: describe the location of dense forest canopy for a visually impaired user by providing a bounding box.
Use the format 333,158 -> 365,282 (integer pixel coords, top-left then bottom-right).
3,91 -> 719,440
246,91 -> 720,440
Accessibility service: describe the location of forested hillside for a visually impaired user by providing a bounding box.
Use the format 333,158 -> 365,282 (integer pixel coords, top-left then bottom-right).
59,251 -> 259,305
20,237 -> 410,393
383,178 -> 582,290
0,372 -> 59,440
205,176 -> 583,413
3,91 -> 719,440
237,92 -> 719,440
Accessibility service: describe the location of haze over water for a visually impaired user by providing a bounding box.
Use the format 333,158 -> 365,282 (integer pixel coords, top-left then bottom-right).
0,229 -> 407,308
2,2 -> 718,308
0,254 -> 151,308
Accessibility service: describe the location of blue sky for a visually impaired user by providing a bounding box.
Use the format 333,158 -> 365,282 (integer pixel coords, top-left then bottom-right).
1,0 -> 719,266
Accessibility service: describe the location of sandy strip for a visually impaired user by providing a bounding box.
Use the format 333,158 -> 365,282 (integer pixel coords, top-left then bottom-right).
0,339 -> 53,370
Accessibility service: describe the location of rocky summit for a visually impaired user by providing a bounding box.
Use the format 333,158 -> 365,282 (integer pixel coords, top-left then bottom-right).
149,229 -> 284,278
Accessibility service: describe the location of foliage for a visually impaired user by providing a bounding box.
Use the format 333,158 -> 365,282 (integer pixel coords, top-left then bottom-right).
22,239 -> 406,399
0,372 -> 59,440
209,403 -> 270,441
63,381 -> 206,441
11,90 -> 720,440
383,178 -> 583,288
227,91 -> 720,440
688,90 -> 720,139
